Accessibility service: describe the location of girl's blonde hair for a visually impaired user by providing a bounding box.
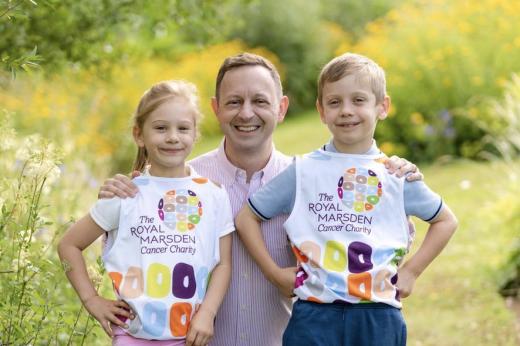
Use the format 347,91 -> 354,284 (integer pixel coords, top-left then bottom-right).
132,80 -> 203,172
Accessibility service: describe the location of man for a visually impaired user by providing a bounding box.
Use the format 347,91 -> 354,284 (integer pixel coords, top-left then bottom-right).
100,53 -> 421,345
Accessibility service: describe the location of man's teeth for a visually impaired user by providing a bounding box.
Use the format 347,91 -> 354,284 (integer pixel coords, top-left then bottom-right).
236,126 -> 258,132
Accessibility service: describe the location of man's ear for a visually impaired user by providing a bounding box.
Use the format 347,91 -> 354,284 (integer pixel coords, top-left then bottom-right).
133,126 -> 144,147
277,95 -> 289,123
316,99 -> 326,124
378,95 -> 391,120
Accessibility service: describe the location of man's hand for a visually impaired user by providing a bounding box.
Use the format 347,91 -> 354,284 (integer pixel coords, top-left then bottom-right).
385,156 -> 423,182
83,296 -> 135,336
98,172 -> 140,199
186,308 -> 215,346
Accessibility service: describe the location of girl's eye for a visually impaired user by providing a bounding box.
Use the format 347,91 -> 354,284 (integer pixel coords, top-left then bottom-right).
155,126 -> 167,131
354,98 -> 365,103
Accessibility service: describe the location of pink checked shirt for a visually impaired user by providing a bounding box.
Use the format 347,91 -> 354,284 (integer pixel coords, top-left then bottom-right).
190,140 -> 295,346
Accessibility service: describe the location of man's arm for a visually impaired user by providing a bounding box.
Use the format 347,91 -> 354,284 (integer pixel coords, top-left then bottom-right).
235,206 -> 297,297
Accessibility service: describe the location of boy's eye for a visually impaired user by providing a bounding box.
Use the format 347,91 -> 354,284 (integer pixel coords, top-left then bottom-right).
354,98 -> 366,103
327,99 -> 340,106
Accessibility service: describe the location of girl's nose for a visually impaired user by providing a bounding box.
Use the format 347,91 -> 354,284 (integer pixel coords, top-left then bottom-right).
166,130 -> 179,142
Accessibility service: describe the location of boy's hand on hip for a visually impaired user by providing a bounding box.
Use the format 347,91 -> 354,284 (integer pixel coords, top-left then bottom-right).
272,266 -> 298,298
396,266 -> 418,299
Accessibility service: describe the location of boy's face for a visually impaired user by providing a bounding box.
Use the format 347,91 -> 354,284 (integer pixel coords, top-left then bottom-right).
317,73 -> 389,154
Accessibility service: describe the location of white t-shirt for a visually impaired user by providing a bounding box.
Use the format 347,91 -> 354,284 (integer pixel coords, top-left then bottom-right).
90,169 -> 234,340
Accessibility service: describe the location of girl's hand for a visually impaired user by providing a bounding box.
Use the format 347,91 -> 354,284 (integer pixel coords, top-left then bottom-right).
396,266 -> 418,299
385,156 -> 423,182
83,296 -> 135,336
98,172 -> 140,199
186,308 -> 215,346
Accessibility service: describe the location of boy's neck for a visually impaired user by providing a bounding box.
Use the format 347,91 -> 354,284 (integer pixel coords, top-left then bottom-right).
331,138 -> 376,154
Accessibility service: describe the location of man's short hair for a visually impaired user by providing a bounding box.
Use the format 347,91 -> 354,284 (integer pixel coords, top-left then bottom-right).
215,52 -> 283,101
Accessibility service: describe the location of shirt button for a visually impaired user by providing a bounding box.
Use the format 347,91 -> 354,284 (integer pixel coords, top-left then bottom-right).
240,333 -> 247,340
240,304 -> 247,311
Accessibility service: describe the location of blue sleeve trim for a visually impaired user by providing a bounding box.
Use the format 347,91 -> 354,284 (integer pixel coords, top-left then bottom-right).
424,199 -> 443,222
247,198 -> 270,221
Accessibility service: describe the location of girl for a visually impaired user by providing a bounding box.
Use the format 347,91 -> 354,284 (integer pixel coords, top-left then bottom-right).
58,80 -> 234,346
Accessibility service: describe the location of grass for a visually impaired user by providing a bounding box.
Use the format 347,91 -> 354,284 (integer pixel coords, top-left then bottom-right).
191,111 -> 519,345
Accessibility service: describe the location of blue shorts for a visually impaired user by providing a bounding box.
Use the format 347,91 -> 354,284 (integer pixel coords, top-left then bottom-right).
283,300 -> 407,346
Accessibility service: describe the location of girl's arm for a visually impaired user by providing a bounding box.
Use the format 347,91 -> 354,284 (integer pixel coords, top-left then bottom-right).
186,233 -> 232,346
397,204 -> 458,298
235,205 -> 297,297
57,214 -> 133,336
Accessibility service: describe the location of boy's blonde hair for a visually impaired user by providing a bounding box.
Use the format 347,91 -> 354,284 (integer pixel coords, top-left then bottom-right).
132,80 -> 203,172
215,52 -> 283,101
317,52 -> 386,105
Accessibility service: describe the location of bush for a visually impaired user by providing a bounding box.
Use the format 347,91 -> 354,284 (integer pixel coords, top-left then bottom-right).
341,0 -> 520,161
0,111 -> 109,344
0,41 -> 280,174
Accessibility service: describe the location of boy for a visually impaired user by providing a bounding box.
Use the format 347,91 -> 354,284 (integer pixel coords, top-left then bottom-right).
235,52 -> 458,346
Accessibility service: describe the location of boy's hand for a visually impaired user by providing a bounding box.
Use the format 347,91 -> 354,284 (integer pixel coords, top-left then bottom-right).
98,172 -> 140,199
83,296 -> 135,336
186,308 -> 215,346
271,266 -> 298,298
396,266 -> 418,299
385,156 -> 423,182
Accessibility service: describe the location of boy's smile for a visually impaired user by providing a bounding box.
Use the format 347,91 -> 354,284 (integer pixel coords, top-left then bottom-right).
317,73 -> 389,154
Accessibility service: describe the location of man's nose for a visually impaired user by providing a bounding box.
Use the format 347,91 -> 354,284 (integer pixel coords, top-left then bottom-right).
237,101 -> 255,120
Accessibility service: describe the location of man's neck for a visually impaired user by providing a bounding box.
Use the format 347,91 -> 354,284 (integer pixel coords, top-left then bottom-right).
224,140 -> 273,182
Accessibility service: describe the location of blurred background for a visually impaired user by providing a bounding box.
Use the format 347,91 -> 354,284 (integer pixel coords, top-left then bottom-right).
1,0 -> 519,344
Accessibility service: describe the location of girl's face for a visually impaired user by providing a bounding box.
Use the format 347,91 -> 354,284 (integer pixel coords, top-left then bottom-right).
134,97 -> 197,178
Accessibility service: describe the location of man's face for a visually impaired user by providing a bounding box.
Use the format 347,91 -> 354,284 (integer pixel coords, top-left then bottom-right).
212,65 -> 287,154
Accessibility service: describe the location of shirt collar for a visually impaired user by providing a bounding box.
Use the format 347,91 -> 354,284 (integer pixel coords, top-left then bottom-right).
324,138 -> 381,155
216,138 -> 280,185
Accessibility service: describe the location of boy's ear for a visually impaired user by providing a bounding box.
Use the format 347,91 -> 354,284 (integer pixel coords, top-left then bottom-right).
378,95 -> 391,120
133,126 -> 145,147
211,97 -> 219,118
316,99 -> 326,124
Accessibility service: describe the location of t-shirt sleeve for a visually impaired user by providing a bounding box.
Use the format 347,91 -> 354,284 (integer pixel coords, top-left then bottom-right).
248,162 -> 296,220
89,197 -> 122,231
217,187 -> 235,237
404,180 -> 443,221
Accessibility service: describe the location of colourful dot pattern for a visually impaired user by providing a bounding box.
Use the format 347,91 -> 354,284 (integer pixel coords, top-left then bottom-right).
158,189 -> 202,232
337,167 -> 382,212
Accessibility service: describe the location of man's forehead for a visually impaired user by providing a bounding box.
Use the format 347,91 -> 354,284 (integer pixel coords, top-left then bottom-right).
220,66 -> 277,94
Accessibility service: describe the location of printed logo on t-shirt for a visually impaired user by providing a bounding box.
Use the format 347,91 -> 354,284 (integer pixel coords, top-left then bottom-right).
337,167 -> 382,213
158,189 -> 203,231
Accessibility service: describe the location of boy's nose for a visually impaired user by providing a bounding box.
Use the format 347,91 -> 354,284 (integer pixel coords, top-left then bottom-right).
341,103 -> 354,117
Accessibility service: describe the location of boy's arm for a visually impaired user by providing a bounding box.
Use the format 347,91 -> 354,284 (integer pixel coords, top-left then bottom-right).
397,204 -> 458,298
186,233 -> 232,346
235,205 -> 297,297
57,214 -> 134,336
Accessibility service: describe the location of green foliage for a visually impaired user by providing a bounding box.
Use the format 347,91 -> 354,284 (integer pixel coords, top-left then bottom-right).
350,0 -> 520,161
0,111 -> 109,344
458,73 -> 520,161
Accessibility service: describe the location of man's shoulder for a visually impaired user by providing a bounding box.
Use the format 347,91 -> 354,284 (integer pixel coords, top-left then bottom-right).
271,149 -> 293,169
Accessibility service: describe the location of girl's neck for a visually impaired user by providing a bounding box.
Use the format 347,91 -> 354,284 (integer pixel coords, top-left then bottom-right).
148,164 -> 190,178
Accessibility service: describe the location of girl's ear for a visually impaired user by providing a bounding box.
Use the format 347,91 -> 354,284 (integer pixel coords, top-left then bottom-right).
133,126 -> 145,147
